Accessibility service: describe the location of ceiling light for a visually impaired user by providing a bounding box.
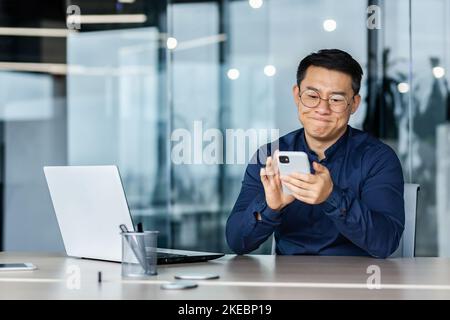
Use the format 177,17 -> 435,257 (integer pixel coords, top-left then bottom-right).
433,66 -> 445,79
264,65 -> 276,77
249,0 -> 263,9
66,14 -> 147,25
166,37 -> 178,50
323,19 -> 337,32
227,68 -> 240,80
397,82 -> 410,93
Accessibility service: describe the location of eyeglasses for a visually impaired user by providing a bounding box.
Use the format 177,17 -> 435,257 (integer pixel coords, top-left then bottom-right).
299,89 -> 355,113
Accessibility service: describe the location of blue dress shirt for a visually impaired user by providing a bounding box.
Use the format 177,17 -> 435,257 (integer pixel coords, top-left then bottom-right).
226,126 -> 405,258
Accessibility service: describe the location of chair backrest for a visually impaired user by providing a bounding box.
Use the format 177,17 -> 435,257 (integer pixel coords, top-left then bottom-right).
271,233 -> 276,255
391,183 -> 420,258
271,183 -> 420,257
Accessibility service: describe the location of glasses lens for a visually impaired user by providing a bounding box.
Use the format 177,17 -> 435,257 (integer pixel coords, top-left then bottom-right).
301,90 -> 320,108
329,94 -> 348,112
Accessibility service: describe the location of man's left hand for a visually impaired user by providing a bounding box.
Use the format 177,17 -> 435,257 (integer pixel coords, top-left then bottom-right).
280,162 -> 333,205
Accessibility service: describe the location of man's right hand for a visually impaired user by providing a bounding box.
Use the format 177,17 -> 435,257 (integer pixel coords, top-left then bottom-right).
260,150 -> 295,211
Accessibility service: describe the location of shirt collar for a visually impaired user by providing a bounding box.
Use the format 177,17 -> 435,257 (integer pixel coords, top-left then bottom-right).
298,125 -> 350,162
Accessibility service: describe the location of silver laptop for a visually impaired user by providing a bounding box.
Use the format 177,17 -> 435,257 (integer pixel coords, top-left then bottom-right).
43,165 -> 224,264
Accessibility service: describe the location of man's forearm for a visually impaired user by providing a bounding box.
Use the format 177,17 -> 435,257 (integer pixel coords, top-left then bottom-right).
321,184 -> 404,258
226,193 -> 282,254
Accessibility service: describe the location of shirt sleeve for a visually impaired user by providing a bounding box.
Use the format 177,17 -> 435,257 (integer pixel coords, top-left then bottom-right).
320,145 -> 405,258
225,150 -> 287,254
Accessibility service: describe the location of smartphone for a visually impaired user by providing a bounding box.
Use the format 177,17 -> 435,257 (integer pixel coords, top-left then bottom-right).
277,151 -> 311,195
0,263 -> 37,271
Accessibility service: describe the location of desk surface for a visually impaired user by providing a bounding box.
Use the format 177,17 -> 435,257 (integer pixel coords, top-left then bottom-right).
1,252 -> 450,299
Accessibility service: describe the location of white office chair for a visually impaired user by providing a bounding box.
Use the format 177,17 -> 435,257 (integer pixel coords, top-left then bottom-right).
270,183 -> 420,257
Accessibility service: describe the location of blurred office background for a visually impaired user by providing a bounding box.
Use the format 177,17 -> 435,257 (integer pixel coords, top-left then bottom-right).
0,0 -> 449,256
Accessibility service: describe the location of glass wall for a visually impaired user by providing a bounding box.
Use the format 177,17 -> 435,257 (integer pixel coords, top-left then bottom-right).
410,0 -> 450,256
0,1 -> 67,251
67,26 -> 171,246
65,1 -> 171,247
168,0 -> 368,253
1,0 -> 450,257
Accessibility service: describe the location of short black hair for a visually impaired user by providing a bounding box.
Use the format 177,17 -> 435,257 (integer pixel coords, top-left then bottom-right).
296,49 -> 363,94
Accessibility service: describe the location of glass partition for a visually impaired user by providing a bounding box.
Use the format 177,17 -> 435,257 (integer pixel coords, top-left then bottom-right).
66,3 -> 171,247
168,0 -> 369,253
411,0 -> 450,256
1,0 -> 450,257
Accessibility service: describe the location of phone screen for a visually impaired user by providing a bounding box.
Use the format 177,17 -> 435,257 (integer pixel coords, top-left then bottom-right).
0,263 -> 29,268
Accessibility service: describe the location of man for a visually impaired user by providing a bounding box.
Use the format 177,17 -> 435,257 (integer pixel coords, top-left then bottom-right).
226,49 -> 404,258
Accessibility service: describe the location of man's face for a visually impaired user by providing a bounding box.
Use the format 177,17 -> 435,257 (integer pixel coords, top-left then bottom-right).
293,66 -> 361,142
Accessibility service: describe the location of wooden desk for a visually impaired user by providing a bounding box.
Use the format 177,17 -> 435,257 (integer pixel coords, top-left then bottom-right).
1,252 -> 450,299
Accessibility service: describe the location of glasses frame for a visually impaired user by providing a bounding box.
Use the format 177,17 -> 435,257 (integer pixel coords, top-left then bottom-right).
298,88 -> 356,113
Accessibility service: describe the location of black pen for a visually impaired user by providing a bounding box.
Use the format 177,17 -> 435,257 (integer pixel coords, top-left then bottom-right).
119,224 -> 129,234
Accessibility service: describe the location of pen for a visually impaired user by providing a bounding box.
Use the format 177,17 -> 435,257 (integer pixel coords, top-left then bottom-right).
135,222 -> 147,273
119,224 -> 147,273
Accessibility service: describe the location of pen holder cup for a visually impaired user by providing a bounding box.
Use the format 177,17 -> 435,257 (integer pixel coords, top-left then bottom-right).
121,231 -> 159,278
